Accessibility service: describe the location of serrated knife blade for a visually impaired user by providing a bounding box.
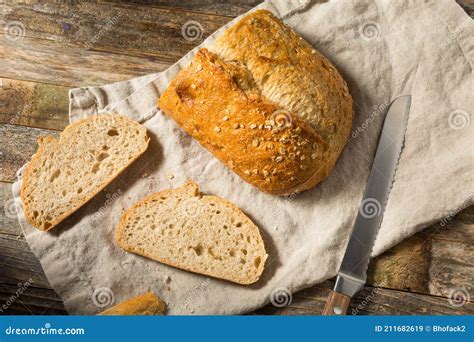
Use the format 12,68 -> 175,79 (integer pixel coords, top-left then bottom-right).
323,95 -> 411,315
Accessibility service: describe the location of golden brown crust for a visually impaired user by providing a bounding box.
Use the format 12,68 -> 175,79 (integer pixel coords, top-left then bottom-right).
159,49 -> 328,195
210,10 -> 353,170
159,10 -> 352,195
98,292 -> 166,315
20,114 -> 149,231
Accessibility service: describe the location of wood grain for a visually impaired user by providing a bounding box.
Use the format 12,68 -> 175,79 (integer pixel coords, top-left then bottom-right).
0,78 -> 70,130
322,291 -> 351,315
456,0 -> 474,17
2,35 -> 171,87
0,125 -> 59,183
0,1 -> 235,86
104,0 -> 260,16
2,1 -> 230,60
368,237 -> 432,294
0,283 -> 66,315
368,209 -> 474,297
255,281 -> 474,316
429,240 -> 474,299
420,217 -> 474,245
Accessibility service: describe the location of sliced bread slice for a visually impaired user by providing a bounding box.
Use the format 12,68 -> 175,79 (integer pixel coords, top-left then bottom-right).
116,181 -> 268,285
21,114 -> 149,231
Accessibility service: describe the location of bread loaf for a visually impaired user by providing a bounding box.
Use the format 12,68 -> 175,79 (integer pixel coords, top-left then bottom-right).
98,292 -> 165,315
21,114 -> 149,231
159,10 -> 352,195
116,180 -> 268,285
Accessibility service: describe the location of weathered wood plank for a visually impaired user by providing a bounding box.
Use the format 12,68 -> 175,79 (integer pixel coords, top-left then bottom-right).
0,182 -> 55,290
0,124 -> 59,183
0,262 -> 52,290
1,1 -> 231,64
0,1 -> 237,87
0,283 -> 67,315
0,238 -> 38,264
458,205 -> 474,222
368,236 -> 431,294
107,0 -> 260,17
256,282 -> 473,315
420,206 -> 474,245
1,35 -> 171,87
0,78 -> 70,130
368,231 -> 474,301
456,0 -> 474,17
429,240 -> 474,299
0,239 -> 51,289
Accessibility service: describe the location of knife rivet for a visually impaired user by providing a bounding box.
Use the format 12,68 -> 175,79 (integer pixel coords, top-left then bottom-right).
333,305 -> 342,315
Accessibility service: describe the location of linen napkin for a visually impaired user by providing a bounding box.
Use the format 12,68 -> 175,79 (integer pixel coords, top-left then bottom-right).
12,0 -> 473,314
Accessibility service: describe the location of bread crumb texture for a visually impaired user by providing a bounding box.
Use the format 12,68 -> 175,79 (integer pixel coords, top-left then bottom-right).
159,10 -> 352,195
21,114 -> 149,231
116,180 -> 268,285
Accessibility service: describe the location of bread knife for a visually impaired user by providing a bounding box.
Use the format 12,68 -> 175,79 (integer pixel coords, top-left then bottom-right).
322,95 -> 411,315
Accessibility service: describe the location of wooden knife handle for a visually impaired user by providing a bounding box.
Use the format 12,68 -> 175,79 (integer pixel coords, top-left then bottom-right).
322,291 -> 351,315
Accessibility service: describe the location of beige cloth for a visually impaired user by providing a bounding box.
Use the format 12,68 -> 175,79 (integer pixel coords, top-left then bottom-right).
12,0 -> 473,314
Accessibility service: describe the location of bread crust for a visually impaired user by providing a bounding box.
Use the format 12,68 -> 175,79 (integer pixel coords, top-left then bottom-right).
159,10 -> 352,195
98,292 -> 166,315
159,49 -> 329,195
20,114 -> 149,231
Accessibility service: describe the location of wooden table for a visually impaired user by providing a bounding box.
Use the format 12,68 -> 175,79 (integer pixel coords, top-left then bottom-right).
1,0 -> 473,315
